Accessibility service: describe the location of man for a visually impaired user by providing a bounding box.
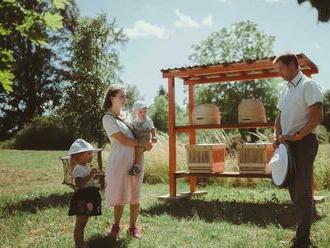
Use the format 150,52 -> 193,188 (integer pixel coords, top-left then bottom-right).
273,53 -> 324,248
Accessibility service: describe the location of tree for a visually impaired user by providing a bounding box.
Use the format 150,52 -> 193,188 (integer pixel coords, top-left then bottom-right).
298,0 -> 330,22
0,0 -> 78,140
125,84 -> 142,111
149,87 -> 168,132
189,21 -> 279,128
59,14 -> 127,147
149,86 -> 185,132
0,0 -> 72,92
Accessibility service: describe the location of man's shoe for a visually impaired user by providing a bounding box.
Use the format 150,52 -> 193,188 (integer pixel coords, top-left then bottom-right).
290,237 -> 312,248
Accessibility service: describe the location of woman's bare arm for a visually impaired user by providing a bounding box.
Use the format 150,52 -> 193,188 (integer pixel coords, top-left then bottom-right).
112,132 -> 153,151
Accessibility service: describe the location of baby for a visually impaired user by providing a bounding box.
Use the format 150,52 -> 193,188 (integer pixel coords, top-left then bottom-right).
128,101 -> 157,176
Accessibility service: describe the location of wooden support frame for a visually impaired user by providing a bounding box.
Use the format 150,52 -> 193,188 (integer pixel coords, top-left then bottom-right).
162,53 -> 319,198
168,77 -> 177,197
188,84 -> 197,193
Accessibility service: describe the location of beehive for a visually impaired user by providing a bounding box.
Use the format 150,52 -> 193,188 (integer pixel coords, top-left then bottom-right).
186,144 -> 225,173
238,143 -> 274,174
192,104 -> 221,125
238,99 -> 267,123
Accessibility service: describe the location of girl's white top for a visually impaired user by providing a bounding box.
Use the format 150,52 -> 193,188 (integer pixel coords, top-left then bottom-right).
72,164 -> 94,188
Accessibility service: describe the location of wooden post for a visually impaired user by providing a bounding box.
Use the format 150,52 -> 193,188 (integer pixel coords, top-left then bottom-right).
188,84 -> 197,193
168,77 -> 177,197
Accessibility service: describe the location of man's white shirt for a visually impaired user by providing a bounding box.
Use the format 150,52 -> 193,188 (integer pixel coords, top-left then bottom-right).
277,71 -> 323,135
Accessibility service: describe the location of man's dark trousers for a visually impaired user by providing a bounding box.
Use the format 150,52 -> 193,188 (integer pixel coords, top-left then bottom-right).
288,134 -> 319,244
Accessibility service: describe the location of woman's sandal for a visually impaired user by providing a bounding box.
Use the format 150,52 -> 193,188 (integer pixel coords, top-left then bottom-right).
127,226 -> 142,239
107,224 -> 120,240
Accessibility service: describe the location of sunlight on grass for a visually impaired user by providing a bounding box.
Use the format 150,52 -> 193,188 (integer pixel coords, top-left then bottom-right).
0,144 -> 329,247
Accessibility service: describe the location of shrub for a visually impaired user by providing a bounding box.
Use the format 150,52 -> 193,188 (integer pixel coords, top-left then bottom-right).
142,133 -> 187,184
12,116 -> 75,150
316,125 -> 329,144
0,138 -> 15,149
314,144 -> 330,190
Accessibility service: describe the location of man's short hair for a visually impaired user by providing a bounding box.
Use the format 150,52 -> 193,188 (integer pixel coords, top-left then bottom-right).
273,53 -> 299,68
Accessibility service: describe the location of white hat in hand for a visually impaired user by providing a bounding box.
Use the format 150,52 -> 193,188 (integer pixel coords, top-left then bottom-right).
269,143 -> 290,187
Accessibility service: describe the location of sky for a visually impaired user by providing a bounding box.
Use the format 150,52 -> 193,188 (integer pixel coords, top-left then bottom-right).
76,0 -> 330,105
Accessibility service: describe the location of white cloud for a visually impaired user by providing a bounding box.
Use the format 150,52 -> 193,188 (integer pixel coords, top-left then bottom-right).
125,20 -> 169,39
174,9 -> 200,28
174,9 -> 213,28
201,16 -> 213,27
217,0 -> 228,2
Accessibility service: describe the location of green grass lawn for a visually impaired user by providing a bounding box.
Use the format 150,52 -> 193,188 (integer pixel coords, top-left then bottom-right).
1,149 -> 330,248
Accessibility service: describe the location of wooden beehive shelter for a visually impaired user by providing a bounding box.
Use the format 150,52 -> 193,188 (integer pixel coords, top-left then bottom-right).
161,53 -> 318,198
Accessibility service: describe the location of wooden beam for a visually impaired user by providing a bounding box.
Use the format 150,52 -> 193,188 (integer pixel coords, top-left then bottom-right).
175,122 -> 274,133
158,190 -> 208,202
168,77 -> 177,197
184,72 -> 278,84
183,69 -> 317,85
300,57 -> 319,74
175,171 -> 271,178
188,84 -> 197,193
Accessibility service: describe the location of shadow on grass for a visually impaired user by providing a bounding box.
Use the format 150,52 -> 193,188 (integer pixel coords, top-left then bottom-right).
86,235 -> 130,248
2,192 -> 72,216
141,199 -> 323,229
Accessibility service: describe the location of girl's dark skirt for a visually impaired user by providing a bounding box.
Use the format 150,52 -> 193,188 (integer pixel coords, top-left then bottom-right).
68,187 -> 102,216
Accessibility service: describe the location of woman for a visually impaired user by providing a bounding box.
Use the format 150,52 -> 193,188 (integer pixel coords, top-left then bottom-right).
102,84 -> 152,240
